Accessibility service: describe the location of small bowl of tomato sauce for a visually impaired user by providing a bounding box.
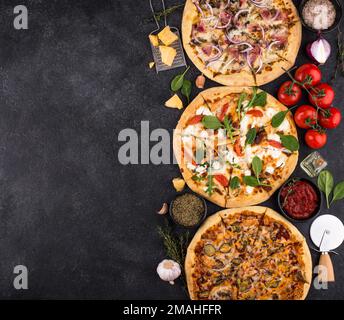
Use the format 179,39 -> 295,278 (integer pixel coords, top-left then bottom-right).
278,178 -> 322,221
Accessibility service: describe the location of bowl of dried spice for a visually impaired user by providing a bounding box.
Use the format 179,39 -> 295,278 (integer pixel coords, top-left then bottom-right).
169,192 -> 207,228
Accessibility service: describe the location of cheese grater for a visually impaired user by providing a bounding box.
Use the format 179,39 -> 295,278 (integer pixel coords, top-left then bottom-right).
149,0 -> 187,73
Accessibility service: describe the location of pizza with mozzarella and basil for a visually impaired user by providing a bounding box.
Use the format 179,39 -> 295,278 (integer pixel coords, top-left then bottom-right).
173,86 -> 298,207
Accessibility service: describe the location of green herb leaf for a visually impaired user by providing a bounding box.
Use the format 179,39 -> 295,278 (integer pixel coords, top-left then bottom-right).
251,91 -> 267,107
272,111 -> 288,128
332,181 -> 344,203
243,176 -> 260,187
202,116 -> 223,130
181,79 -> 192,102
171,66 -> 189,91
237,92 -> 247,121
245,128 -> 257,145
318,170 -> 334,208
230,176 -> 240,190
279,135 -> 299,152
252,156 -> 262,179
223,115 -> 234,142
192,175 -> 205,182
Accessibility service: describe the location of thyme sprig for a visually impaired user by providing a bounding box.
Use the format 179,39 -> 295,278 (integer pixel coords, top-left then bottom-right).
144,3 -> 184,24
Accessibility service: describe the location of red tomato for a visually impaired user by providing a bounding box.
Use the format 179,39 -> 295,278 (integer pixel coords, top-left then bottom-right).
234,138 -> 243,156
187,115 -> 203,125
246,109 -> 263,117
319,107 -> 342,129
214,174 -> 229,187
277,81 -> 302,106
218,103 -> 229,122
294,105 -> 317,129
308,83 -> 335,109
305,129 -> 327,149
294,64 -> 322,88
268,140 -> 283,149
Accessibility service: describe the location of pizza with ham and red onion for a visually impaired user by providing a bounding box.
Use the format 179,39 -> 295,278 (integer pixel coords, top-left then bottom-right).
173,87 -> 298,208
185,206 -> 312,300
182,0 -> 301,86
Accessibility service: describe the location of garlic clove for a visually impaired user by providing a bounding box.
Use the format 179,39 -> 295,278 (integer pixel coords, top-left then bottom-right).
157,202 -> 168,215
195,74 -> 205,89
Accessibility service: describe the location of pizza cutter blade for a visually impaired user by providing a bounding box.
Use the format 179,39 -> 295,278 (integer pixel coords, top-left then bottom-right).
310,215 -> 344,282
149,0 -> 187,73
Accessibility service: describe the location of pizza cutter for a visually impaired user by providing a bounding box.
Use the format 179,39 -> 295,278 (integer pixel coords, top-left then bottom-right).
310,215 -> 344,282
149,0 -> 187,72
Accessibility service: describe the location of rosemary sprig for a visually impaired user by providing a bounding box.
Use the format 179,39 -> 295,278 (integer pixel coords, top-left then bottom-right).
143,3 -> 184,24
332,28 -> 344,82
157,225 -> 189,270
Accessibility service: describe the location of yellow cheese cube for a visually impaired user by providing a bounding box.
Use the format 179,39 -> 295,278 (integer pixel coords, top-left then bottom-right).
158,26 -> 178,46
149,62 -> 155,69
159,46 -> 176,66
172,178 -> 185,192
149,34 -> 159,47
165,94 -> 183,110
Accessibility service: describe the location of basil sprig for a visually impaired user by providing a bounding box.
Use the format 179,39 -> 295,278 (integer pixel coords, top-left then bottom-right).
202,116 -> 223,129
279,134 -> 299,152
252,156 -> 262,181
171,66 -> 189,91
245,128 -> 257,145
181,79 -> 192,103
244,156 -> 270,187
272,111 -> 288,128
318,170 -> 334,208
230,176 -> 240,190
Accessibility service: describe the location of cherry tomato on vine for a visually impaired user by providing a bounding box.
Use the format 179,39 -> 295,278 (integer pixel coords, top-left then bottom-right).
294,105 -> 317,129
294,64 -> 322,88
305,129 -> 327,149
308,83 -> 335,109
277,81 -> 302,106
318,107 -> 342,129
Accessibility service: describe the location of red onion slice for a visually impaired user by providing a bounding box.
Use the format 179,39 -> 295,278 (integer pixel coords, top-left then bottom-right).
239,42 -> 253,53
222,57 -> 236,70
193,0 -> 204,17
205,2 -> 214,16
234,9 -> 249,25
268,40 -> 281,51
271,9 -> 280,21
205,45 -> 223,66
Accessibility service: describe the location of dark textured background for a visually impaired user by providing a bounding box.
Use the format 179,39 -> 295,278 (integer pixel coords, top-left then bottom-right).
0,0 -> 343,299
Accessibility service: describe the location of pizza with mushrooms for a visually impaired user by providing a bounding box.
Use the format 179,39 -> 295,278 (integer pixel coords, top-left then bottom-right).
182,0 -> 301,86
185,206 -> 312,300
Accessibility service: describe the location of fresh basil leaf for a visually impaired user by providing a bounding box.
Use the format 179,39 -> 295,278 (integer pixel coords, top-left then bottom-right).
230,176 -> 240,190
245,128 -> 257,145
237,92 -> 247,120
252,156 -> 262,179
171,75 -> 184,91
252,91 -> 267,107
332,181 -> 344,203
170,66 -> 190,91
243,176 -> 260,187
202,116 -> 223,130
279,135 -> 299,152
318,170 -> 334,208
181,79 -> 192,102
272,111 -> 288,128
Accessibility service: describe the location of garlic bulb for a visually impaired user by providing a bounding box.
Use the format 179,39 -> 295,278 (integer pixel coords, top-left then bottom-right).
195,74 -> 205,89
157,259 -> 181,285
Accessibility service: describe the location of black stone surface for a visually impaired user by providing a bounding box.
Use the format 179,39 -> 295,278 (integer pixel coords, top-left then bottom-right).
0,0 -> 343,299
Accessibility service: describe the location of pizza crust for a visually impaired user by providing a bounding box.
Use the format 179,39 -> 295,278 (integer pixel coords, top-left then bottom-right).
185,206 -> 312,300
174,86 -> 299,208
182,0 -> 302,86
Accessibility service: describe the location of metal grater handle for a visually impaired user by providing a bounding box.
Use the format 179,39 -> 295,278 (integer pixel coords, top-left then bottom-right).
149,0 -> 167,33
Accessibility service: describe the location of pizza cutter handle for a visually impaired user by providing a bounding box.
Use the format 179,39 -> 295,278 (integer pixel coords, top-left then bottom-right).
318,252 -> 335,282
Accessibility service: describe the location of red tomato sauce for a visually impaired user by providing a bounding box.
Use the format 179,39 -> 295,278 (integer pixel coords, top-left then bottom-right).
280,180 -> 319,219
